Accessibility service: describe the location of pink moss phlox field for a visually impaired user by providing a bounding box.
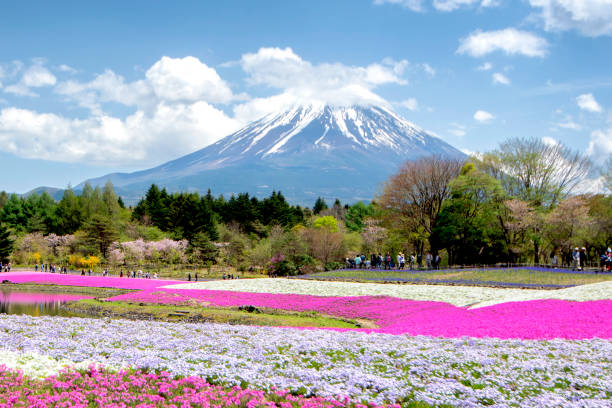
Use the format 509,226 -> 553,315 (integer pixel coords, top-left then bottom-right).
4,272 -> 611,339
0,272 -> 181,290
0,365 -> 396,408
108,288 -> 612,340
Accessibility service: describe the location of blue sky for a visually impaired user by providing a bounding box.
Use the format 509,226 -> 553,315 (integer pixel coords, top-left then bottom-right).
1,0 -> 611,192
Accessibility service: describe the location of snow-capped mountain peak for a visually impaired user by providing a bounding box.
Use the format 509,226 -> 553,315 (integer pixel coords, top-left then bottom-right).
81,104 -> 465,204
202,104 -> 452,166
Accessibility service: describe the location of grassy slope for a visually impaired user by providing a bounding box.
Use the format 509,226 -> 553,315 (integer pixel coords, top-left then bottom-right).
306,268 -> 612,287
64,299 -> 362,329
0,283 -> 132,298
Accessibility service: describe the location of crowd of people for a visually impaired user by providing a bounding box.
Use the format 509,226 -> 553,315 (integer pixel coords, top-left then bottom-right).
345,252 -> 442,270
0,262 -> 10,272
34,263 -> 66,273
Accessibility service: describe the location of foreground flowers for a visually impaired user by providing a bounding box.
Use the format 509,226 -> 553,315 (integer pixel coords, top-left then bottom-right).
0,365 -> 392,408
1,315 -> 611,406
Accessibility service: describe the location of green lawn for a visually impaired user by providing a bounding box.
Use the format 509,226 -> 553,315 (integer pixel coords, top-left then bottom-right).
64,298 -> 364,329
305,268 -> 612,288
0,283 -> 132,298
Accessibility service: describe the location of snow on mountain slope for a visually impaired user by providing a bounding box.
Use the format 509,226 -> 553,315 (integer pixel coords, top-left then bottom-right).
81,104 -> 465,204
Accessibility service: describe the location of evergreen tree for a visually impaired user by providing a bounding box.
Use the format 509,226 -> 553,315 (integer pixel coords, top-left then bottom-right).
55,187 -> 84,235
188,231 -> 219,263
313,197 -> 328,214
102,181 -> 121,217
0,223 -> 13,263
0,191 -> 9,211
84,214 -> 119,258
0,194 -> 27,231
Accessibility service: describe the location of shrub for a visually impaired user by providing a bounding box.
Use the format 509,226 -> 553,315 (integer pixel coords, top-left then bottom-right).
295,254 -> 317,275
324,261 -> 343,271
275,259 -> 297,276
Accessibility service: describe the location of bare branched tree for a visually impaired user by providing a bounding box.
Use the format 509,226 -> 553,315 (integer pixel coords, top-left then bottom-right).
378,155 -> 463,251
602,157 -> 612,194
481,137 -> 591,208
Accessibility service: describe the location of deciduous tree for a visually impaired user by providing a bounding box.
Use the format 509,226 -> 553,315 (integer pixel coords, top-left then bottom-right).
379,155 -> 463,252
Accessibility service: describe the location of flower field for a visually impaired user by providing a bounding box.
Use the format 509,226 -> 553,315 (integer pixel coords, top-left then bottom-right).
107,287 -> 612,339
1,271 -> 611,406
302,267 -> 612,288
1,314 -> 612,407
164,278 -> 612,307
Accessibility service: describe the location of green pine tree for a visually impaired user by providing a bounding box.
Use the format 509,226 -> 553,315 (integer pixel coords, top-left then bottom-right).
0,223 -> 13,263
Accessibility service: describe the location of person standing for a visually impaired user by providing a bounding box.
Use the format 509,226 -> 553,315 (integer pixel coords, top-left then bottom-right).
572,247 -> 580,270
434,253 -> 441,270
579,247 -> 587,271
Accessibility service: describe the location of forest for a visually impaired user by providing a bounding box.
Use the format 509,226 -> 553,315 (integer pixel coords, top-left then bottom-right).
1,137 -> 611,275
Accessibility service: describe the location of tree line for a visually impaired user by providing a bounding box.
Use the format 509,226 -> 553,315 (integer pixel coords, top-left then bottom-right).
0,136 -> 611,272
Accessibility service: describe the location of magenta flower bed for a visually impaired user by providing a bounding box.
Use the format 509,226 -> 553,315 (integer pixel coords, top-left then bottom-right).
0,272 -> 181,290
0,365 -> 395,408
108,288 -> 612,340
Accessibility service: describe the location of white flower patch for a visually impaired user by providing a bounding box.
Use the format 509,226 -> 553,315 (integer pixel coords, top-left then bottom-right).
0,349 -> 107,378
164,279 -> 612,308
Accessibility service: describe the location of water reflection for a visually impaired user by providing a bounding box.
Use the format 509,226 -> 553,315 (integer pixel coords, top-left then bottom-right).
0,289 -> 90,317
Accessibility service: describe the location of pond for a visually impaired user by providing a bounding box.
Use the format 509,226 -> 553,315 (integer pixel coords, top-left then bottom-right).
0,289 -> 91,317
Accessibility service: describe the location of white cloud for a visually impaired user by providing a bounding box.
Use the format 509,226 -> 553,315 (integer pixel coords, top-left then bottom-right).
375,0 -> 499,11
4,64 -> 57,96
541,136 -> 558,146
0,103 -> 241,167
2,50 -> 415,166
433,0 -> 479,11
477,62 -> 493,71
58,64 -> 77,74
373,0 -> 423,12
146,56 -> 234,104
448,122 -> 467,137
492,72 -> 511,85
529,0 -> 612,37
587,128 -> 612,161
21,65 -> 56,87
235,47 -> 409,122
56,56 -> 237,114
400,98 -> 419,111
422,63 -> 436,76
457,28 -> 549,58
474,109 -> 494,122
1,56 -> 247,166
576,93 -> 603,113
55,70 -> 150,114
558,119 -> 581,130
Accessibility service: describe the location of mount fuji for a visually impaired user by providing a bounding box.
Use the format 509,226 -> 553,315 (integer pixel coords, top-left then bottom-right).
81,104 -> 466,204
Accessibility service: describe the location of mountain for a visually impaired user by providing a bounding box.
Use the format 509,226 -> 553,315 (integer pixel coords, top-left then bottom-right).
21,186 -> 66,201
81,104 -> 466,205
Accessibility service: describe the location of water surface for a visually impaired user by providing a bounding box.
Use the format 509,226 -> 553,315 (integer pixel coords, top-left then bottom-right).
0,289 -> 91,317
